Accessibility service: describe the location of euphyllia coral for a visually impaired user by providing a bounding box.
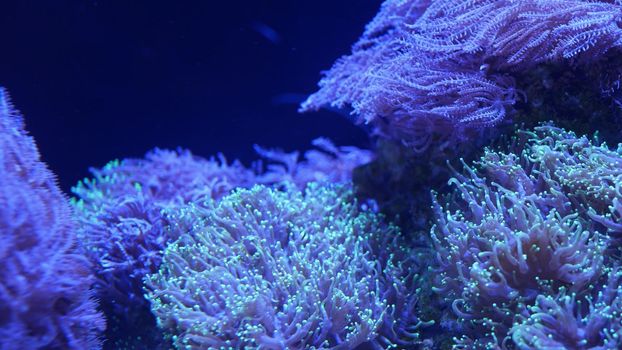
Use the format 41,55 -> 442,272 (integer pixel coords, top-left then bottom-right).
72,148 -> 257,349
510,267 -> 622,349
145,183 -> 430,349
71,139 -> 372,349
431,123 -> 622,348
0,88 -> 104,349
513,126 -> 622,246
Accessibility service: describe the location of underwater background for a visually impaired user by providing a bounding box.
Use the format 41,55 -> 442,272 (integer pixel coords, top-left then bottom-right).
3,1 -> 622,349
0,0 -> 373,193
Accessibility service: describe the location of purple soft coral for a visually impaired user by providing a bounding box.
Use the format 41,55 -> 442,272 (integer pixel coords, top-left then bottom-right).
302,0 -> 622,150
72,148 -> 257,348
0,88 -> 104,350
413,0 -> 622,67
254,137 -> 372,186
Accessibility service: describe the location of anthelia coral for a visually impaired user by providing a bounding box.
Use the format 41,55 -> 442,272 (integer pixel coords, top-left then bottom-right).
72,148 -> 257,349
431,124 -> 622,348
0,88 -> 104,349
145,183 -> 430,349
302,0 -> 622,151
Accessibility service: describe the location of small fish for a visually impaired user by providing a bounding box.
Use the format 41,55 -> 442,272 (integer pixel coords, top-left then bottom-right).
250,21 -> 281,44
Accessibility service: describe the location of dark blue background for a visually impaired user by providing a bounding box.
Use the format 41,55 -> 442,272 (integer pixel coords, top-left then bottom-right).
0,1 -> 377,192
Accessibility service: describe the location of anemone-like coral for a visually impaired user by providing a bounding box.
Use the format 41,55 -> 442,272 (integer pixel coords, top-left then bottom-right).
0,88 -> 104,349
431,123 -> 622,348
145,183 -> 429,349
432,176 -> 607,347
375,246 -> 436,349
351,130 -> 501,234
511,267 -> 622,349
477,124 -> 622,250
255,137 -> 372,187
72,137 -> 373,348
72,148 -> 257,349
75,148 -> 257,205
512,126 -> 622,245
302,0 -> 622,151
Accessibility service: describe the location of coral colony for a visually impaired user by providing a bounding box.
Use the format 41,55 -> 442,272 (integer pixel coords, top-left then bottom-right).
0,88 -> 104,350
4,1 -> 622,349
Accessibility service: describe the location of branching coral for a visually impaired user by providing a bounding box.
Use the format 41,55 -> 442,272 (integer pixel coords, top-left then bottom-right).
145,183 -> 430,349
302,0 -> 622,151
0,88 -> 104,349
431,123 -> 622,348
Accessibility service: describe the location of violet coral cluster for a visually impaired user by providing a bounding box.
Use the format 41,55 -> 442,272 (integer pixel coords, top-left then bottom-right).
71,139 -> 372,349
145,183 -> 430,349
302,0 -> 622,151
431,124 -> 622,348
72,148 -> 258,349
510,267 -> 622,349
0,88 -> 104,349
7,1 -> 622,348
255,137 -> 373,187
